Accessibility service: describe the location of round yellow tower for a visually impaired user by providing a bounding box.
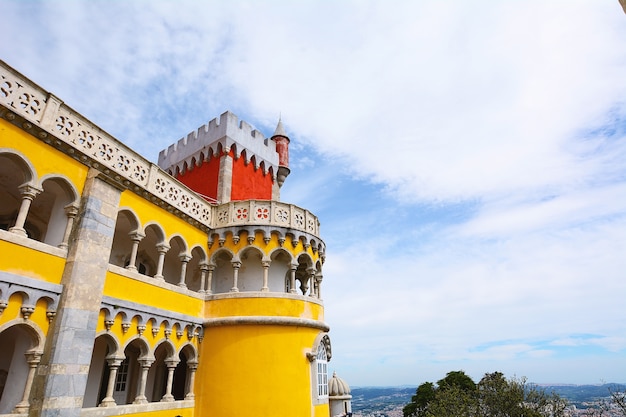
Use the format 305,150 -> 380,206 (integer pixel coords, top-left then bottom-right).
159,116 -> 332,417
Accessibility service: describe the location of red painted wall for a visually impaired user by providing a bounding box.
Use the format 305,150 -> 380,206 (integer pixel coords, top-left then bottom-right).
177,154 -> 221,202
231,156 -> 273,201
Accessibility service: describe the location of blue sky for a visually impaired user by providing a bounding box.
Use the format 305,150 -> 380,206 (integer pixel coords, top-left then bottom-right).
2,0 -> 626,386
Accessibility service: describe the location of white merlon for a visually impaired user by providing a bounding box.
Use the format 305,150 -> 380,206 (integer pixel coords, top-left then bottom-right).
158,111 -> 279,176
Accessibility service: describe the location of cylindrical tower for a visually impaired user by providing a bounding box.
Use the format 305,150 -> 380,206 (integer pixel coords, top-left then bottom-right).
159,115 -> 331,417
195,224 -> 329,417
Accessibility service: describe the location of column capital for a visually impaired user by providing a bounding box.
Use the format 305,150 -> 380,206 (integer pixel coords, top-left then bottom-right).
18,183 -> 43,199
129,230 -> 145,241
138,358 -> 154,368
165,358 -> 180,368
156,243 -> 170,253
64,204 -> 80,218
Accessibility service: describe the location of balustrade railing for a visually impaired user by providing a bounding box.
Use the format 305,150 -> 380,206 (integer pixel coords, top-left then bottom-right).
0,61 -> 319,236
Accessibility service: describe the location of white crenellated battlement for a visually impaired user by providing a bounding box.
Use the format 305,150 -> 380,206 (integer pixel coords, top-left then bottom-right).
158,111 -> 279,176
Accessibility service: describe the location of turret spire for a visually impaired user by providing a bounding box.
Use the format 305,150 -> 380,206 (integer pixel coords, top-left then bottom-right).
271,117 -> 291,188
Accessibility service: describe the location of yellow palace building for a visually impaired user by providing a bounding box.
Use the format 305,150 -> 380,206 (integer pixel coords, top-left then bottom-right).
0,60 -> 352,417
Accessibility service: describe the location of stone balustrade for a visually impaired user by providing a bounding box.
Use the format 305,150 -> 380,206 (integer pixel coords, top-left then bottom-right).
0,60 -> 319,236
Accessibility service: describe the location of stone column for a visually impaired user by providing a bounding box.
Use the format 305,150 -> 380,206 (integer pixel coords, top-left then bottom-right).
289,262 -> 298,294
29,170 -> 122,417
184,360 -> 198,400
12,350 -> 42,414
177,254 -> 191,288
230,260 -> 241,292
98,357 -> 123,407
160,359 -> 179,402
58,204 -> 79,250
261,260 -> 270,292
9,184 -> 42,237
216,146 -> 233,204
133,358 -> 154,404
126,231 -> 145,272
205,264 -> 215,294
198,263 -> 208,294
153,242 -> 170,280
315,271 -> 323,299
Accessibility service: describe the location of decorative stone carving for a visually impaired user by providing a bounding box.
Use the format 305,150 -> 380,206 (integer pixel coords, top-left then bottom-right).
20,305 -> 35,320
104,319 -> 115,331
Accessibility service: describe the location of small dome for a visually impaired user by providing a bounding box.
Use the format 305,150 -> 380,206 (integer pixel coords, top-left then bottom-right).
329,372 -> 351,397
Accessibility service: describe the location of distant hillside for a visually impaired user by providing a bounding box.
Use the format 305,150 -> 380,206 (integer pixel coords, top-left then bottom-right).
350,384 -> 626,413
541,384 -> 625,408
351,387 -> 415,413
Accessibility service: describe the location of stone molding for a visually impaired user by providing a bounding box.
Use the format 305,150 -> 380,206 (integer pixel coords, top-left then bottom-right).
203,315 -> 330,331
80,400 -> 194,417
0,271 -> 62,318
100,295 -> 204,341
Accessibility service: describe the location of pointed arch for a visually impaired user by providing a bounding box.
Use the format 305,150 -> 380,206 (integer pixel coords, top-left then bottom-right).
136,223 -> 166,277
186,245 -> 208,292
0,320 -> 44,413
268,247 -> 293,293
162,234 -> 188,286
211,248 -> 235,294
0,150 -> 37,237
83,332 -> 121,407
30,174 -> 79,246
109,208 -> 142,268
238,245 -> 264,292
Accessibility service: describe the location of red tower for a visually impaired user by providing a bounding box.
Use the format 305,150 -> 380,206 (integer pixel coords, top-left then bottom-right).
158,111 -> 290,203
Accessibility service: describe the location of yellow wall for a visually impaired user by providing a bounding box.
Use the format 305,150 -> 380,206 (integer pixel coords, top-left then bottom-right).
0,118 -> 88,194
0,238 -> 66,284
104,271 -> 204,318
196,324 -> 324,417
205,295 -> 324,321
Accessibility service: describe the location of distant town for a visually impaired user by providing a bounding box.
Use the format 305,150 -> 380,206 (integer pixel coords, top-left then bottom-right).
350,384 -> 626,417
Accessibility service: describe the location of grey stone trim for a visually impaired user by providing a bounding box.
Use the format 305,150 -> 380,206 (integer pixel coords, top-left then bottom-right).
80,400 -> 194,417
208,225 -> 325,255
158,111 -> 279,178
100,296 -> 204,340
0,271 -> 62,312
204,316 -> 330,332
308,332 -> 332,361
0,228 -> 67,258
206,291 -> 324,306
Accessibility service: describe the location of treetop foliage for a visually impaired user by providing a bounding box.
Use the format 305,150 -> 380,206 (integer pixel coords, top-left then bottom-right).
403,370 -> 567,417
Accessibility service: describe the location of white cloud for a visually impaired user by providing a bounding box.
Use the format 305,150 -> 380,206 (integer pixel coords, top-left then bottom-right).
3,0 -> 626,386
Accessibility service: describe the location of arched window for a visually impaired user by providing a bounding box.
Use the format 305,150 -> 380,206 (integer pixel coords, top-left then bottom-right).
309,333 -> 331,404
316,345 -> 328,398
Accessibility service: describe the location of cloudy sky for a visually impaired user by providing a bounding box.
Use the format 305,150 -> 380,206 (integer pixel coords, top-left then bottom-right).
3,1 -> 626,387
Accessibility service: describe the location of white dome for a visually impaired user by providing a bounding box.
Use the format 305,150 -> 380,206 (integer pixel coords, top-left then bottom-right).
328,372 -> 351,397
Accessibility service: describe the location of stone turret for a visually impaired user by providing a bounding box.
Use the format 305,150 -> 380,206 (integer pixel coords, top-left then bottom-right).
329,372 -> 352,417
271,118 -> 291,188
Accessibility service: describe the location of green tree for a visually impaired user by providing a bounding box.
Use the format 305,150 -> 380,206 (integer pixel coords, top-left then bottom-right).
424,384 -> 478,417
403,370 -> 567,417
438,370 -> 477,393
403,382 -> 435,417
403,370 -> 476,417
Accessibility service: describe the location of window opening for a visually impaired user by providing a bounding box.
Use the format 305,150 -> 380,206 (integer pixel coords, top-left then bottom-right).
317,346 -> 328,398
